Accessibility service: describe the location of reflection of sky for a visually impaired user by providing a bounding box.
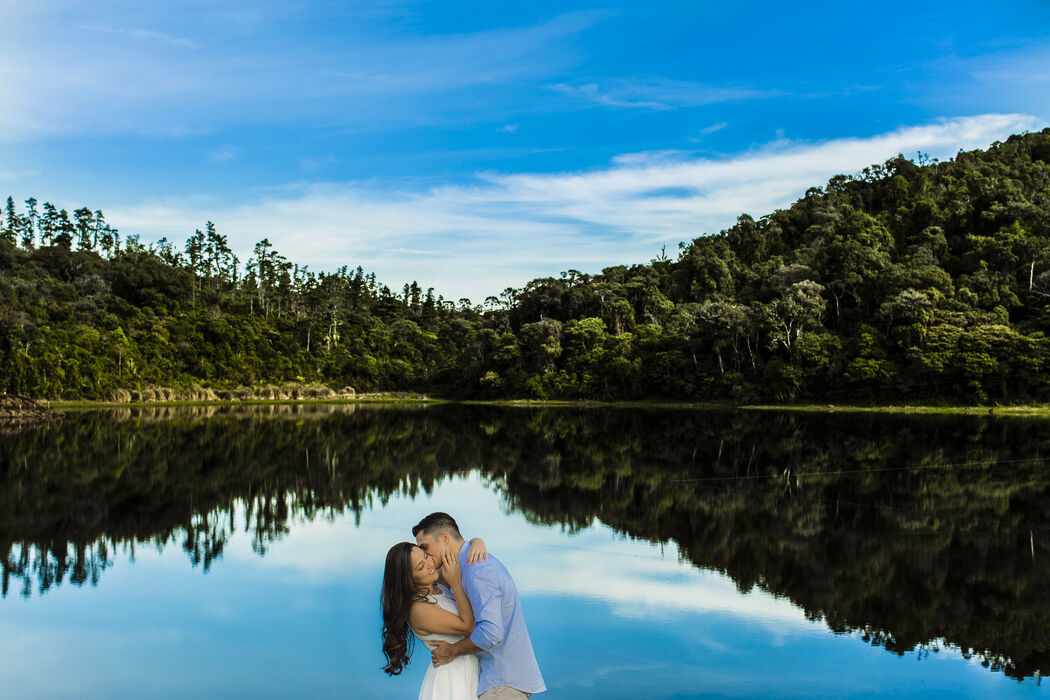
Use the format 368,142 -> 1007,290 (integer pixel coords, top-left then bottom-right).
1,474 -> 1045,699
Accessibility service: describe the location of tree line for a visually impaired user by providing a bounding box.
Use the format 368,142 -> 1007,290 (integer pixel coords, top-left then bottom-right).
4,129 -> 1050,402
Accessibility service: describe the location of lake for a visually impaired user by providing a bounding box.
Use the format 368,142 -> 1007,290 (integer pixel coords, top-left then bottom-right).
1,403 -> 1047,698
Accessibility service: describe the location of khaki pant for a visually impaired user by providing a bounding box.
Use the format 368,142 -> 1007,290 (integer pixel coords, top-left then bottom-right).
479,686 -> 531,699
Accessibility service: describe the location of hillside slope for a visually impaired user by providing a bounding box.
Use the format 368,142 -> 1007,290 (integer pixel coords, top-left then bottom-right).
3,129 -> 1050,402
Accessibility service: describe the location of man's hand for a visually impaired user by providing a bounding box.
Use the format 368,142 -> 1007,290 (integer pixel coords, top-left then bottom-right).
431,640 -> 456,667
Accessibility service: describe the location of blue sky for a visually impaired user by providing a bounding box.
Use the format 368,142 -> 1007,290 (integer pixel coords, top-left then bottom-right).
3,1 -> 1050,301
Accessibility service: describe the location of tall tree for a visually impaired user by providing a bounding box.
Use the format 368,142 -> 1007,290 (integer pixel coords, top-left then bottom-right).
2,197 -> 17,243
39,202 -> 58,246
22,197 -> 38,249
53,209 -> 75,249
74,207 -> 95,252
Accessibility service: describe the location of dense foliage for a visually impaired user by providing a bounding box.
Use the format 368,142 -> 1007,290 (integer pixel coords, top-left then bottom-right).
5,129 -> 1050,401
0,213 -> 471,397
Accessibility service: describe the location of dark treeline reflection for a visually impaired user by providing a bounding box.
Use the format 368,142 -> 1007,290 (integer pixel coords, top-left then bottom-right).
1,405 -> 1048,680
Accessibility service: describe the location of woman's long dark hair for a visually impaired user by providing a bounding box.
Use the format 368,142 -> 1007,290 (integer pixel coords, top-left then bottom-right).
381,542 -> 428,675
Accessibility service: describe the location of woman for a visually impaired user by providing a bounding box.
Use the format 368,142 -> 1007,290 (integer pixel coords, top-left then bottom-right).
381,539 -> 487,699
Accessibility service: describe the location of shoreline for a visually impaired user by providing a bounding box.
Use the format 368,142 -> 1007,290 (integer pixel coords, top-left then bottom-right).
36,396 -> 1050,417
45,396 -> 447,409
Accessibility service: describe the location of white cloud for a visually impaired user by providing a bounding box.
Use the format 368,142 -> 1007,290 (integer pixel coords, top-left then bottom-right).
511,539 -> 816,632
83,25 -> 200,50
550,78 -> 780,110
105,113 -> 1043,302
689,121 -> 729,141
0,9 -> 601,142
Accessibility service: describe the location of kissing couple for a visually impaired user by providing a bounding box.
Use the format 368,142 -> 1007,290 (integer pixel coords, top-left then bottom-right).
381,512 -> 546,699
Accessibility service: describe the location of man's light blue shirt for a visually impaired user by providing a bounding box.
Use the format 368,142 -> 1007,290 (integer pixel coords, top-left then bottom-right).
459,541 -> 545,695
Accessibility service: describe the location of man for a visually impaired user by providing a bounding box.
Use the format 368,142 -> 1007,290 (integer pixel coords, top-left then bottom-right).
413,512 -> 545,699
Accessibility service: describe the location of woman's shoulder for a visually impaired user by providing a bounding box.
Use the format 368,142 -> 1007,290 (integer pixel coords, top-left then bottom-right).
410,593 -> 439,606
408,594 -> 438,624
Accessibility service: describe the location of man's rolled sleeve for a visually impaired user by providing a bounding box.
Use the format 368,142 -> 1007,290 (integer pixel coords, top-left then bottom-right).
466,568 -> 505,651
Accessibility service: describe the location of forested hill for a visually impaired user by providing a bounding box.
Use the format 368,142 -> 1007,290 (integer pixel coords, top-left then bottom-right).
3,129 -> 1050,402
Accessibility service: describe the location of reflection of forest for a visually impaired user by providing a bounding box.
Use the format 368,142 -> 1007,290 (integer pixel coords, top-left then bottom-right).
1,405 -> 1048,680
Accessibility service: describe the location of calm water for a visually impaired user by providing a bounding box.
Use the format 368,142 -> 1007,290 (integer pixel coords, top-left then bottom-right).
1,404 -> 1048,698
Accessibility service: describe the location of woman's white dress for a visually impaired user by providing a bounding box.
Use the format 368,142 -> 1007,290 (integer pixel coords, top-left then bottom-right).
411,591 -> 480,700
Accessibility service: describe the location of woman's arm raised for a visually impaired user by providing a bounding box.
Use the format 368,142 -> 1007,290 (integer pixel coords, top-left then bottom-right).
467,537 -> 489,564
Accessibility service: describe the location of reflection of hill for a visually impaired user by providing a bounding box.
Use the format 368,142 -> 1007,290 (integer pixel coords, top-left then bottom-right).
1,405 -> 1047,680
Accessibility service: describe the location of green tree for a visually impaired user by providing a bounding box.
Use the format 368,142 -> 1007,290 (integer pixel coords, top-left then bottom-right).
2,197 -> 17,243
74,207 -> 95,251
21,197 -> 38,249
53,209 -> 75,249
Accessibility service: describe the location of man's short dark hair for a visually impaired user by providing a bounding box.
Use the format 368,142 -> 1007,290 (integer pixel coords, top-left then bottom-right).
412,512 -> 462,540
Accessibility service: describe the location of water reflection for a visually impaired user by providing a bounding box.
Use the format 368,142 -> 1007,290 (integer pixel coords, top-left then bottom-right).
1,404 -> 1048,683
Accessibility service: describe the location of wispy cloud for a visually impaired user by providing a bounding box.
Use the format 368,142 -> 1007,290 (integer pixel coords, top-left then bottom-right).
83,24 -> 199,49
298,154 -> 339,172
965,45 -> 1050,106
1,9 -> 601,142
692,122 -> 728,140
0,169 -> 40,182
208,146 -> 240,164
320,11 -> 604,94
107,114 -> 1042,302
913,44 -> 1050,116
550,78 -> 780,110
